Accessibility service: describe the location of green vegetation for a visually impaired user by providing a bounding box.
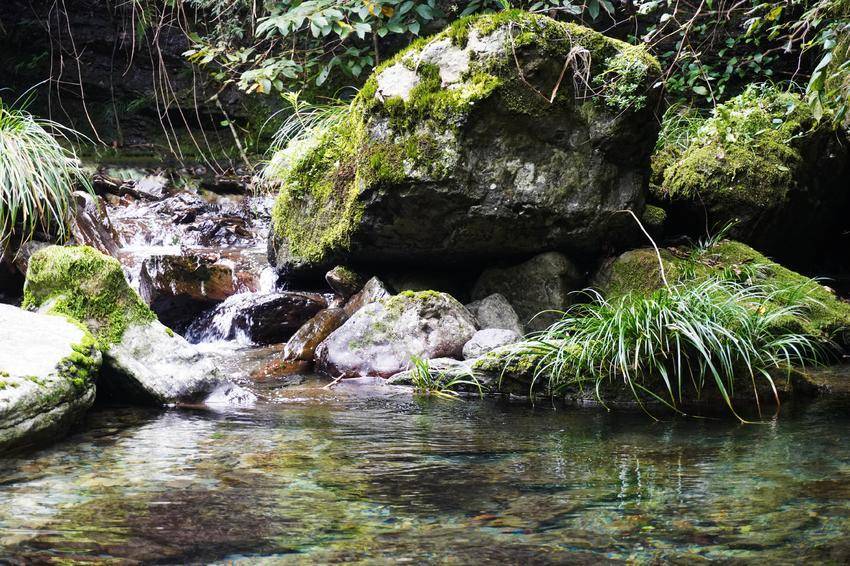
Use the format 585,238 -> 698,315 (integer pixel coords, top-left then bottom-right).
267,10 -> 658,268
0,100 -> 91,250
522,277 -> 828,419
22,246 -> 156,349
408,355 -> 482,399
651,85 -> 827,214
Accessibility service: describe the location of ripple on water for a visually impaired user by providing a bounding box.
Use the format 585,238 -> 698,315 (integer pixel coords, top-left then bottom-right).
1,392 -> 850,563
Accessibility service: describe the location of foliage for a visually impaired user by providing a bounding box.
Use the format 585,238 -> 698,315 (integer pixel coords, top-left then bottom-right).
0,100 -> 91,251
522,277 -> 828,419
408,355 -> 483,399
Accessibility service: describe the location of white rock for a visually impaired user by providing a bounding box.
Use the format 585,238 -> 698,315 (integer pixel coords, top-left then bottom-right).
463,328 -> 522,360
0,305 -> 100,452
375,63 -> 421,101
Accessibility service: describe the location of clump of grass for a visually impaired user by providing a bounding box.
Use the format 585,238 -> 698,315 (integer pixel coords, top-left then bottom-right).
522,278 -> 830,420
260,91 -> 353,186
409,355 -> 483,400
0,100 -> 91,250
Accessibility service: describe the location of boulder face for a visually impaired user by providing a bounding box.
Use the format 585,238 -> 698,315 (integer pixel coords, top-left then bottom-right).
466,293 -> 524,336
315,291 -> 478,378
268,11 -> 661,276
0,305 -> 101,452
651,86 -> 850,265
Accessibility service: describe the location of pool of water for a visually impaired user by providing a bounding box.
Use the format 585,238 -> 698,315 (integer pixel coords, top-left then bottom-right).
2,377 -> 850,563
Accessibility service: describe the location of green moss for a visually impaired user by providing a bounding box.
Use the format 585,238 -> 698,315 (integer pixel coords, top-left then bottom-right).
652,85 -> 825,208
22,246 -> 156,350
267,11 -> 658,269
641,205 -> 666,230
597,240 -> 850,344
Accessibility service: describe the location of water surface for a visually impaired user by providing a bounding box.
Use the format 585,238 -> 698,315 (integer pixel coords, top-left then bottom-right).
2,378 -> 850,563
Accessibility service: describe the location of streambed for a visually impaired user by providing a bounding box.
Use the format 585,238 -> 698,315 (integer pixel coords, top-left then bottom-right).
1,359 -> 850,563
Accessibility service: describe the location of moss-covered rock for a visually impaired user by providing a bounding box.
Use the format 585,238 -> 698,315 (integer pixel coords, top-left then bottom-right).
268,10 -> 661,275
650,86 -> 849,263
594,240 -> 850,345
0,304 -> 100,453
23,245 -> 156,349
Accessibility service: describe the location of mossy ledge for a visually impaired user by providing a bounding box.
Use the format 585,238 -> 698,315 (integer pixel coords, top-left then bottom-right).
595,240 -> 850,344
267,10 -> 660,273
23,245 -> 157,350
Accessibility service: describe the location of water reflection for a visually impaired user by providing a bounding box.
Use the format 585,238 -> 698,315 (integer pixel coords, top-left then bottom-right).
1,390 -> 850,563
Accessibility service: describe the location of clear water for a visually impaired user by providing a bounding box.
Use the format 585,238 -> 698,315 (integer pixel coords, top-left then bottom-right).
2,380 -> 850,563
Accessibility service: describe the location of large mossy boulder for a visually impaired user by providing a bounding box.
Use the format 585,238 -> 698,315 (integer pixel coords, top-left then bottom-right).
0,304 -> 100,453
268,10 -> 661,276
22,246 -> 248,405
315,290 -> 478,378
593,240 -> 850,345
651,86 -> 849,263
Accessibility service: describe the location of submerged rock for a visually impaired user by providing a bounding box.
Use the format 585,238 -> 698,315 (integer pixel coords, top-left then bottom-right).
315,291 -> 477,378
465,293 -> 524,336
283,308 -> 348,361
23,245 -> 249,405
463,328 -> 522,359
472,252 -> 583,332
0,304 -> 101,452
268,11 -> 660,275
188,291 -> 328,345
651,86 -> 850,264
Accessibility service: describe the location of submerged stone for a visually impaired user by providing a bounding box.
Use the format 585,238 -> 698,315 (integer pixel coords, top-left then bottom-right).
0,304 -> 100,453
267,10 -> 661,276
315,290 -> 477,378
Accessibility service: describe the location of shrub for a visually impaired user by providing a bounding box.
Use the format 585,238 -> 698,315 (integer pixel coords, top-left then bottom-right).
0,101 -> 91,250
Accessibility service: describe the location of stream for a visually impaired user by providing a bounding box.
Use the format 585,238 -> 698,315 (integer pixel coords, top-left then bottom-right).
3,166 -> 850,563
1,387 -> 850,563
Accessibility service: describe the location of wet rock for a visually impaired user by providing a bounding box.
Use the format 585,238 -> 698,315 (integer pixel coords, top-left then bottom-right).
22,245 -> 250,406
315,291 -> 477,378
325,266 -> 365,299
69,191 -> 121,256
283,308 -> 348,361
187,291 -> 328,345
472,252 -> 582,332
343,276 -> 391,317
0,304 -> 100,453
268,12 -> 659,275
465,293 -> 524,336
139,253 -> 237,329
150,192 -> 213,224
463,328 -> 522,360
11,240 -> 50,276
134,174 -> 170,200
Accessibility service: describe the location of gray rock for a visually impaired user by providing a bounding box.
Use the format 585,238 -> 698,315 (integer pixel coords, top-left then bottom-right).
472,252 -> 582,332
0,305 -> 101,452
466,293 -> 524,335
463,328 -> 522,360
316,291 -> 477,378
134,174 -> 170,200
343,277 -> 391,317
102,320 -> 255,406
69,191 -> 121,256
268,13 -> 659,275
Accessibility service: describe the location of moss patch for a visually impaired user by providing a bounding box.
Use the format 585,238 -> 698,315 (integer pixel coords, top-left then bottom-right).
596,240 -> 850,344
267,10 -> 659,270
22,246 -> 156,349
651,85 -> 826,210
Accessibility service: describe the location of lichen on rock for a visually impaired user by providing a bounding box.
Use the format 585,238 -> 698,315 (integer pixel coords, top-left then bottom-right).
267,10 -> 661,275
